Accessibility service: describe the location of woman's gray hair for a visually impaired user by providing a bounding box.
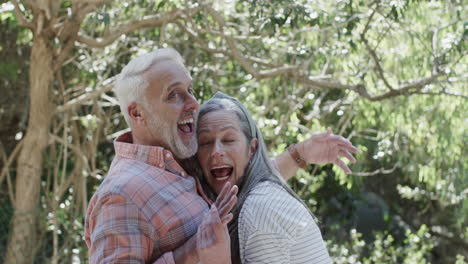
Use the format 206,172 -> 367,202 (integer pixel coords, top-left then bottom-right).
193,92 -> 313,264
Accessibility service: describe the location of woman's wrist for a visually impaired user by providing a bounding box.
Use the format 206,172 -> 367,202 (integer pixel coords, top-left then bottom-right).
287,144 -> 307,169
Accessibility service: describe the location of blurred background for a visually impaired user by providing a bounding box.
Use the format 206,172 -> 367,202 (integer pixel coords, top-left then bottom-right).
0,0 -> 466,263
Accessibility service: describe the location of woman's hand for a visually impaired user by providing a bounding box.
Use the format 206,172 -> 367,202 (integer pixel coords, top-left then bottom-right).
213,182 -> 238,223
297,128 -> 359,174
196,182 -> 237,264
196,205 -> 232,264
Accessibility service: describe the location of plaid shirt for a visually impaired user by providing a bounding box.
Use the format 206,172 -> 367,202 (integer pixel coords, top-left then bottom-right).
85,132 -> 211,263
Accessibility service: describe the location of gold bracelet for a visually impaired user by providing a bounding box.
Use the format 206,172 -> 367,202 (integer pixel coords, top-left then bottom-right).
287,144 -> 307,169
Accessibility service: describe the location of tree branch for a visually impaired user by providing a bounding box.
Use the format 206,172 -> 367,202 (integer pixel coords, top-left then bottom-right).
412,91 -> 468,99
290,74 -> 358,91
55,78 -> 115,113
0,139 -> 24,203
432,27 -> 439,74
12,0 -> 34,29
54,37 -> 78,71
205,7 -> 303,81
0,140 -> 23,188
77,5 -> 204,48
350,162 -> 399,177
176,21 -> 278,68
195,27 -> 262,41
179,6 -> 449,101
356,72 -> 446,101
200,6 -> 363,93
360,9 -> 394,90
430,229 -> 468,250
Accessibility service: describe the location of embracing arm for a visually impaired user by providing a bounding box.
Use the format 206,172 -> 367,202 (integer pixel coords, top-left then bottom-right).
86,183 -> 238,264
86,193 -> 185,264
273,128 -> 359,180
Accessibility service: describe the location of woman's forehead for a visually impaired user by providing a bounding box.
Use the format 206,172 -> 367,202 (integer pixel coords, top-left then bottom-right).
198,110 -> 241,133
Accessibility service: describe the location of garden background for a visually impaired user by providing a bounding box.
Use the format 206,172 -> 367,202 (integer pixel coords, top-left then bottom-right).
0,0 -> 466,263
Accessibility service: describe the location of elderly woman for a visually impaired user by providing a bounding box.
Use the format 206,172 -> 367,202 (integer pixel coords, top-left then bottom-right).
194,92 -> 333,264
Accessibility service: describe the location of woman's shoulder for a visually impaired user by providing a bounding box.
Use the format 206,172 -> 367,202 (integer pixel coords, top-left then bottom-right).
243,181 -> 304,209
239,181 -> 314,237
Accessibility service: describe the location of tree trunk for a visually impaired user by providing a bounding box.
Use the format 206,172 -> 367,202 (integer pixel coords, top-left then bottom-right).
5,35 -> 54,264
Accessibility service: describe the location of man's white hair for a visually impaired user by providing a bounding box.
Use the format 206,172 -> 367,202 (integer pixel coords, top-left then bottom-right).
113,48 -> 186,126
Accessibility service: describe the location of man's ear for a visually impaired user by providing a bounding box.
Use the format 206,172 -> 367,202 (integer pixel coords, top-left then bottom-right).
128,102 -> 145,125
250,138 -> 258,157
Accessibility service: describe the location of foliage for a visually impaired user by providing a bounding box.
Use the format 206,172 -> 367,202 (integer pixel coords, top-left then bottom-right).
328,226 -> 435,264
0,0 -> 466,263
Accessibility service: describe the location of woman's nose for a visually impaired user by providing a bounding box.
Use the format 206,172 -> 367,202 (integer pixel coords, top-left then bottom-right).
211,142 -> 224,159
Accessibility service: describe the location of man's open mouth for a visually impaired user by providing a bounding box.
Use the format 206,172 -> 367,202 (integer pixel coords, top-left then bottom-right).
177,117 -> 194,134
211,165 -> 234,181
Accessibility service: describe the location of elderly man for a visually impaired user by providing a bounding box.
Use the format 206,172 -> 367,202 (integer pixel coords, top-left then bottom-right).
85,48 -> 358,263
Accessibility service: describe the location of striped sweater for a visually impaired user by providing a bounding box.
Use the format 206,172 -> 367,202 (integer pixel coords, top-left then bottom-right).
238,181 -> 332,264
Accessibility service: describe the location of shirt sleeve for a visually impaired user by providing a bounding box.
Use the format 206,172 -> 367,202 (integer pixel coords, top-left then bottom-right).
242,225 -> 331,264
243,231 -> 291,264
290,222 -> 332,264
239,183 -> 332,264
86,193 -> 176,264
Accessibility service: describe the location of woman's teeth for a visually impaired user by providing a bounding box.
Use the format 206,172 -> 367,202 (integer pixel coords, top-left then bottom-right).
215,175 -> 230,181
211,165 -> 233,181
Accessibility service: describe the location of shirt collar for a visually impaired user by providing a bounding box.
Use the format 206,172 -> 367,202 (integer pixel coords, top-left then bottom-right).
114,131 -> 188,177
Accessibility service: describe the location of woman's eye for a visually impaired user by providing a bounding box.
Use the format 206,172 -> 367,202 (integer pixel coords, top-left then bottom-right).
199,141 -> 211,146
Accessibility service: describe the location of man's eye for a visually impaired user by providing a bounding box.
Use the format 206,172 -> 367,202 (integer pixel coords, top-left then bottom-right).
168,91 -> 178,99
223,139 -> 235,143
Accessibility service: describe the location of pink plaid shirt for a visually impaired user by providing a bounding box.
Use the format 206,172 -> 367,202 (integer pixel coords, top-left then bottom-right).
85,132 -> 211,263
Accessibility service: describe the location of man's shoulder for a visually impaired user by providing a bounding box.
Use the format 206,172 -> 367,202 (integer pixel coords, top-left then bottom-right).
90,157 -> 169,204
106,157 -> 162,185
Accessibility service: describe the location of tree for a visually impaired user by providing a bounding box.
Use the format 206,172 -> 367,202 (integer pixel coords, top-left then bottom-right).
0,0 -> 465,263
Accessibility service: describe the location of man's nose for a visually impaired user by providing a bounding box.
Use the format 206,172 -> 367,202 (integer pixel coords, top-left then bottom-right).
184,93 -> 199,112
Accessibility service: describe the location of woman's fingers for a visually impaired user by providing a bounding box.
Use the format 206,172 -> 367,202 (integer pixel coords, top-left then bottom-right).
338,143 -> 359,153
216,184 -> 237,207
218,192 -> 238,219
214,182 -> 232,208
339,149 -> 357,163
334,158 -> 352,174
221,213 -> 233,225
217,186 -> 238,218
329,136 -> 354,148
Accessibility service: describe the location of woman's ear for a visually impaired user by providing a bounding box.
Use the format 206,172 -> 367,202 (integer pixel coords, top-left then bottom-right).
249,138 -> 258,157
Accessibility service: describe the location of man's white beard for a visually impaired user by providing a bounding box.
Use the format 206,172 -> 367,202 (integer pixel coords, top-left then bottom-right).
147,112 -> 198,159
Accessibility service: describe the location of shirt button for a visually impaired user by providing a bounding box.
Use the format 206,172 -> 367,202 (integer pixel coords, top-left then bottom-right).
166,153 -> 171,158
159,163 -> 164,168
181,172 -> 185,177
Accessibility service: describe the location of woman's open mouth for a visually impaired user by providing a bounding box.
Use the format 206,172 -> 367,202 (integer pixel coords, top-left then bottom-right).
211,165 -> 233,181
